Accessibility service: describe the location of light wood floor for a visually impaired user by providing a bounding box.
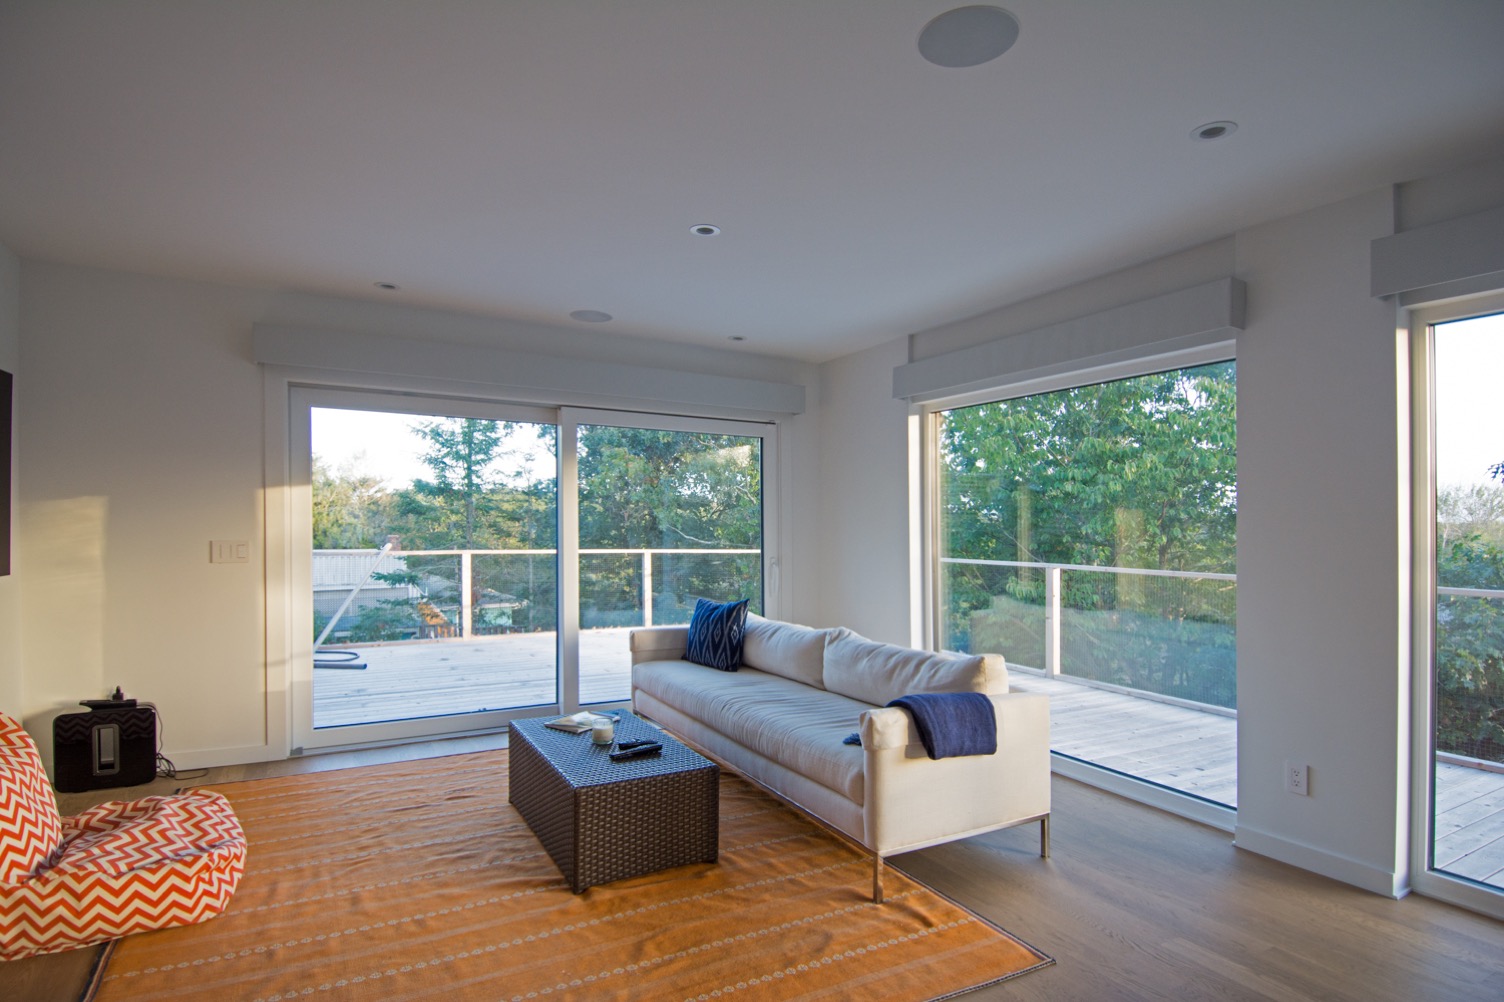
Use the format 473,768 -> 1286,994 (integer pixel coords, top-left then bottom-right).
5,733 -> 1501,1002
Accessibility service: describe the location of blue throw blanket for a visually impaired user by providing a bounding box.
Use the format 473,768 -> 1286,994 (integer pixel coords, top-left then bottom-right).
886,692 -> 997,760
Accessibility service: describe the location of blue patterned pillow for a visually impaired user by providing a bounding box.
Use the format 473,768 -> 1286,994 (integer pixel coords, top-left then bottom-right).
683,598 -> 750,671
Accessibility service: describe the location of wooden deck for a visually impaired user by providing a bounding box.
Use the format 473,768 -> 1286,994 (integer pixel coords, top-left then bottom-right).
1008,672 -> 1238,805
314,630 -> 1504,890
313,628 -> 636,727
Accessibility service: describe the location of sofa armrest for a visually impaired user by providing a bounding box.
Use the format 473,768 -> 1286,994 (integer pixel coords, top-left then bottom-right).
861,691 -> 1050,855
629,626 -> 689,666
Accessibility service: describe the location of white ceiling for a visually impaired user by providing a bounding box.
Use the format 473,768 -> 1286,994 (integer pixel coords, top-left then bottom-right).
2,2 -> 1502,363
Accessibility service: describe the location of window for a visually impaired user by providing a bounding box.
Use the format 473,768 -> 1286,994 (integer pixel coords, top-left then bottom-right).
933,361 -> 1237,810
285,389 -> 774,750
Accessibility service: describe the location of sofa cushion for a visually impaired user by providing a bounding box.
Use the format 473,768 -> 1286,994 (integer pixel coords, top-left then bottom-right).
822,630 -> 1006,706
632,661 -> 868,803
683,598 -> 749,671
740,614 -> 829,689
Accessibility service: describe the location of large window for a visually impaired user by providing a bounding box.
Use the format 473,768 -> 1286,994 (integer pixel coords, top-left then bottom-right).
288,390 -> 773,750
934,361 -> 1237,809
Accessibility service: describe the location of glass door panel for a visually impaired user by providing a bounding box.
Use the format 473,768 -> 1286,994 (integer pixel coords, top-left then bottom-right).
1429,310 -> 1504,895
308,402 -> 558,736
574,421 -> 765,704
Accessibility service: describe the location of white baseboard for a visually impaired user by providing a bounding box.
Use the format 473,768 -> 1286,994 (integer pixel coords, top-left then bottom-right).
1233,823 -> 1406,898
171,743 -> 286,771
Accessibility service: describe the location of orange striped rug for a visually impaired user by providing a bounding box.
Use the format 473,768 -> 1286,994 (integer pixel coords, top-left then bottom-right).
90,750 -> 1051,1001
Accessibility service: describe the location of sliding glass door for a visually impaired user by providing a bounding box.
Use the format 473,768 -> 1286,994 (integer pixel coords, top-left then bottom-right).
1416,305 -> 1504,915
289,392 -> 774,749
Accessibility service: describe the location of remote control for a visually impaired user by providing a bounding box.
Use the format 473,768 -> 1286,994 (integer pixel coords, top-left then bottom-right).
614,739 -> 658,750
609,742 -> 662,761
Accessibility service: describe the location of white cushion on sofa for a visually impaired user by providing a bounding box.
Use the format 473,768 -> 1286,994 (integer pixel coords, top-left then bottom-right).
822,630 -> 1007,706
740,614 -> 829,688
631,661 -> 867,802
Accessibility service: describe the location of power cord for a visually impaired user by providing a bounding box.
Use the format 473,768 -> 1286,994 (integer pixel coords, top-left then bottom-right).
137,700 -> 210,782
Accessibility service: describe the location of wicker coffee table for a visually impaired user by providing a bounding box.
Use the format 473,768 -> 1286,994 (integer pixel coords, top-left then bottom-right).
508,712 -> 719,892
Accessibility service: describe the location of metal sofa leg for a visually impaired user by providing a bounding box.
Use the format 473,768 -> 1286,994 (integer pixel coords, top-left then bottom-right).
1041,814 -> 1050,858
873,852 -> 884,903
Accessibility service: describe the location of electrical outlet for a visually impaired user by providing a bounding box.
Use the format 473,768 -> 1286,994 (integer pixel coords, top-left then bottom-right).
1285,761 -> 1309,796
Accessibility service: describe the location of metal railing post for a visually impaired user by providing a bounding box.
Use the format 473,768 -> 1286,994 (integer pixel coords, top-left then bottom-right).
461,551 -> 474,639
642,551 -> 654,627
1044,565 -> 1062,676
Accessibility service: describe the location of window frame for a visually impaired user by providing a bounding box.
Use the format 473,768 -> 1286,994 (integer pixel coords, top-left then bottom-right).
917,344 -> 1238,829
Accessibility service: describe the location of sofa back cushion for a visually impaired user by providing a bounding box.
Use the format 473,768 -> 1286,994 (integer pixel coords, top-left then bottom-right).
822,630 -> 1007,707
740,615 -> 830,688
0,713 -> 64,883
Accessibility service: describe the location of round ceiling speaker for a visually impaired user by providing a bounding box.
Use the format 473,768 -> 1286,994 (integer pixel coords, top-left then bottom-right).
918,6 -> 1020,68
1191,121 -> 1238,141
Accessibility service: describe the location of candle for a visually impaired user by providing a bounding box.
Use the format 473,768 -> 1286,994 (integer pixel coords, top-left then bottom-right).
591,717 -> 615,745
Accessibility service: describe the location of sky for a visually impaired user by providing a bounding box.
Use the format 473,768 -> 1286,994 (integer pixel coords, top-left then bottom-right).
311,407 -> 554,488
1435,310 -> 1504,491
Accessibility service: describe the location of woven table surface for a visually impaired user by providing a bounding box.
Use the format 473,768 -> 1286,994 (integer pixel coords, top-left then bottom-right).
508,711 -> 714,787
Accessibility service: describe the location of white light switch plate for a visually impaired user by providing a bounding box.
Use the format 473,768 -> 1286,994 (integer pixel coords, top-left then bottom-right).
210,540 -> 249,564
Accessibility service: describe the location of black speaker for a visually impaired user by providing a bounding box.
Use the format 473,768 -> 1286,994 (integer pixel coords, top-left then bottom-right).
53,707 -> 157,792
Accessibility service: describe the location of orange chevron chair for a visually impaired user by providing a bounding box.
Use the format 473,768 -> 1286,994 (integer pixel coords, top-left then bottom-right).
0,712 -> 246,960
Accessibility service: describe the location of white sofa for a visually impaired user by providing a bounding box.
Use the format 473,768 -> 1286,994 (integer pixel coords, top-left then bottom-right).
629,615 -> 1051,900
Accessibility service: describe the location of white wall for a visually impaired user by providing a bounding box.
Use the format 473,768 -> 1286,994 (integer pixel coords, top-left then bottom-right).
19,266 -> 275,766
814,337 -> 913,643
16,262 -> 819,768
0,240 -> 19,716
1232,189 -> 1409,895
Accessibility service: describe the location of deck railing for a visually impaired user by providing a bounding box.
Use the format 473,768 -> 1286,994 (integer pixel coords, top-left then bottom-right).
941,558 -> 1238,711
1436,584 -> 1504,767
314,546 -> 760,642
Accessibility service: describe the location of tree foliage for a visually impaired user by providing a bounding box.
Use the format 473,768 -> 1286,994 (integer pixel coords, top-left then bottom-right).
941,362 -> 1236,573
1436,497 -> 1504,762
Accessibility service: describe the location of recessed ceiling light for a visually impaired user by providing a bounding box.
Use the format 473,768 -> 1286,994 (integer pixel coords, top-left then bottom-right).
374,282 -> 399,291
1191,121 -> 1238,141
690,224 -> 721,236
569,310 -> 613,323
918,6 -> 1020,68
